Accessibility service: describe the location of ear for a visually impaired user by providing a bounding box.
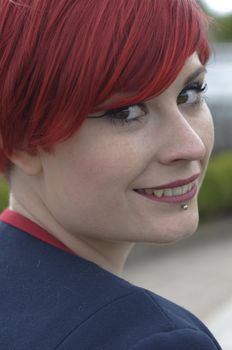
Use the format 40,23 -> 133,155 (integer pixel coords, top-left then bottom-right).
8,149 -> 42,176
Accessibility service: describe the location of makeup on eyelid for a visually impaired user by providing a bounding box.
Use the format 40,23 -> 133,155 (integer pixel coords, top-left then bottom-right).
108,81 -> 207,126
88,79 -> 207,126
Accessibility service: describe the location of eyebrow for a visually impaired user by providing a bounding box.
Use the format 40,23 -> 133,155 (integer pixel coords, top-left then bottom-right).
184,66 -> 207,85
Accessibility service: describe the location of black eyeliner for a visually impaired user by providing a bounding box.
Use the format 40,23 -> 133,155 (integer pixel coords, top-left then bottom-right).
181,81 -> 207,93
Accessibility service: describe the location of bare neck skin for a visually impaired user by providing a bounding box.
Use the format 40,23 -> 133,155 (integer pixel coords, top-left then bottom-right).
9,168 -> 134,276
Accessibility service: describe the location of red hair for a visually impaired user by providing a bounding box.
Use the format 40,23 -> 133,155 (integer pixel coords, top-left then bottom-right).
0,0 -> 210,173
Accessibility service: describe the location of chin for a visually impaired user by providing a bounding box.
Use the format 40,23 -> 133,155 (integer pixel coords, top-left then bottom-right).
162,211 -> 200,244
138,207 -> 200,244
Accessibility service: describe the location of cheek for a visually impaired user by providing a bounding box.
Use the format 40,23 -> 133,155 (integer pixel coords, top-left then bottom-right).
68,128 -> 131,188
68,139 -> 147,191
202,109 -> 214,155
194,106 -> 214,157
72,155 -> 136,191
42,147 -> 147,238
81,156 -> 119,184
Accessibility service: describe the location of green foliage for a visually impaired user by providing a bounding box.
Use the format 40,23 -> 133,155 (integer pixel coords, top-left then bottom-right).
212,16 -> 232,42
0,177 -> 9,212
198,1 -> 232,41
199,151 -> 232,219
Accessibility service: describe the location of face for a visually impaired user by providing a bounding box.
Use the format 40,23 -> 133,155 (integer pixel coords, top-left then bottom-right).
38,53 -> 214,244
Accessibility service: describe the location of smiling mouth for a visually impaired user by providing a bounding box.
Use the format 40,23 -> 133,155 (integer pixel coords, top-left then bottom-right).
134,182 -> 194,198
133,181 -> 198,203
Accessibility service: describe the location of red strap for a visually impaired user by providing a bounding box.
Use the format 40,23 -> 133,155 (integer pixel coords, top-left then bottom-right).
0,208 -> 73,254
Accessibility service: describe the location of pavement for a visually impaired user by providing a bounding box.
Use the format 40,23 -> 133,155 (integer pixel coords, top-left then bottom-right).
123,216 -> 232,350
207,297 -> 232,350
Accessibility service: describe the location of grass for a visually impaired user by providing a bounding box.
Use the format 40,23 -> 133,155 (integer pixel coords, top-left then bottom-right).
0,176 -> 9,212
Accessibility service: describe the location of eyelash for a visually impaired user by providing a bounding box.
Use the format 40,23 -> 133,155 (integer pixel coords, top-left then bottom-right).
98,81 -> 207,127
103,103 -> 147,127
178,81 -> 207,107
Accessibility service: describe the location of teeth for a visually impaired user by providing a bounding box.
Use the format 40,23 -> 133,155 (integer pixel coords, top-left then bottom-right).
182,185 -> 189,194
173,186 -> 183,196
163,189 -> 173,197
153,189 -> 163,198
142,182 -> 194,197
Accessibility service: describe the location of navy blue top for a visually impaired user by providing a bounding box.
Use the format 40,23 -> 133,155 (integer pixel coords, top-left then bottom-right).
0,211 -> 222,349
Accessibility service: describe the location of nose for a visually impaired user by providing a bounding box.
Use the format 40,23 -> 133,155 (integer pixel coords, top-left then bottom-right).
156,110 -> 206,165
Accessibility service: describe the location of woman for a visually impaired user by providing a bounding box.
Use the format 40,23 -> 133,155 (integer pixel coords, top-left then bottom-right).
0,0 -> 221,349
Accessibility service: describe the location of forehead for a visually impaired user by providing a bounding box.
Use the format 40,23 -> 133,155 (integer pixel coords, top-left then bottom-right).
179,53 -> 205,78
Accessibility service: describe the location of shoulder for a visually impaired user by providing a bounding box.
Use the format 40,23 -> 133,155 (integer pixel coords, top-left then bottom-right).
55,288 -> 222,349
0,222 -> 221,349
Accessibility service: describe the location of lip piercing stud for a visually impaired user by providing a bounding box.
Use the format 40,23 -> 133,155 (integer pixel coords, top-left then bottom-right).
181,204 -> 188,210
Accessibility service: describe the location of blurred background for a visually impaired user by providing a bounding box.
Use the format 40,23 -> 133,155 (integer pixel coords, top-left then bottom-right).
0,1 -> 231,349
124,2 -> 232,349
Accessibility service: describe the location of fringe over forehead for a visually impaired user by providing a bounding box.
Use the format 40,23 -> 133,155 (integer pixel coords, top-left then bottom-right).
0,0 -> 210,172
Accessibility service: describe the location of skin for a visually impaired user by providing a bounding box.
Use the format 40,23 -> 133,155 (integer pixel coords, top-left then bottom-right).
9,53 -> 214,275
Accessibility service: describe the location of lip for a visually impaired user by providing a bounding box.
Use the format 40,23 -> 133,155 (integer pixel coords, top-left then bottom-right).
134,183 -> 198,204
135,173 -> 200,191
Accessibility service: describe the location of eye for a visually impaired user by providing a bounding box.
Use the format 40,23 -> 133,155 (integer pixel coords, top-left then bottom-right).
88,103 -> 148,126
177,82 -> 207,106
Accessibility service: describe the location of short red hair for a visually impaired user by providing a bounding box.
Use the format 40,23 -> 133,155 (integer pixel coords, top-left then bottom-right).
0,0 -> 210,173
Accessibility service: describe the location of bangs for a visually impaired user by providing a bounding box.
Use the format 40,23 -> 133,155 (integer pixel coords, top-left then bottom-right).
39,0 -> 210,141
0,0 -> 210,172
89,0 -> 210,111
